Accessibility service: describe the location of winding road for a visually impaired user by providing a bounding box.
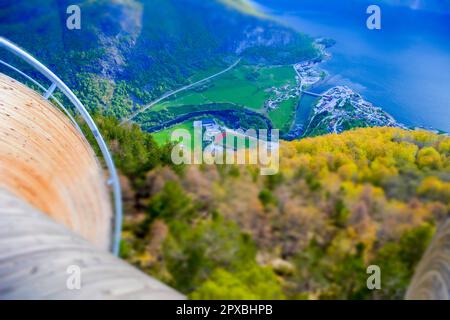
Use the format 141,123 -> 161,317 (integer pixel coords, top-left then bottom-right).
121,58 -> 241,125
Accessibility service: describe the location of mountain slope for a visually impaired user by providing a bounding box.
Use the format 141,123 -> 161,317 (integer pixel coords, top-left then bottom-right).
0,0 -> 316,117
92,116 -> 449,299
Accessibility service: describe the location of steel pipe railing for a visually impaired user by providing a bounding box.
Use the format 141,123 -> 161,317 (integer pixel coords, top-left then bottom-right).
0,37 -> 122,256
0,58 -> 82,132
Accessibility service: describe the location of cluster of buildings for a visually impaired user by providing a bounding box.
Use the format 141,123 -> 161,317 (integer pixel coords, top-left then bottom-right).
194,119 -> 242,153
193,119 -> 278,154
264,60 -> 325,110
293,61 -> 324,89
308,86 -> 400,134
315,86 -> 357,112
264,84 -> 301,110
194,119 -> 223,142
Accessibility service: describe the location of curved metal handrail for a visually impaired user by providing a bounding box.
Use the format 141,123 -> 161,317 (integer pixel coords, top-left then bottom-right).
0,59 -> 82,132
0,37 -> 122,256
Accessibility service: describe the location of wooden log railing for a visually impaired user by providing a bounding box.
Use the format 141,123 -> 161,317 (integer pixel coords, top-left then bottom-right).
406,218 -> 450,300
0,188 -> 184,299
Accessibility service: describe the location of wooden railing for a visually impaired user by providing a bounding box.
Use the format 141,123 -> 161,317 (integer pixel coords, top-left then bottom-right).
0,37 -> 122,256
406,218 -> 450,300
0,188 -> 184,299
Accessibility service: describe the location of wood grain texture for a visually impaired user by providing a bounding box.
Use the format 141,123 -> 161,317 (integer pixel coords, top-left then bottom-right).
0,73 -> 112,250
406,218 -> 450,300
0,188 -> 184,299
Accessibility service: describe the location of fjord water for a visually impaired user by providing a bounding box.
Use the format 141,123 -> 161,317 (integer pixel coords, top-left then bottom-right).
257,0 -> 450,132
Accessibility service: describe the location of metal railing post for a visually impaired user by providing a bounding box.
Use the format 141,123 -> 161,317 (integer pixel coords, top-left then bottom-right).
43,82 -> 56,100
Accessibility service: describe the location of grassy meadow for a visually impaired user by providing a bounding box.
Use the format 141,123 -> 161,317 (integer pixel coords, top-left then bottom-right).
146,64 -> 299,139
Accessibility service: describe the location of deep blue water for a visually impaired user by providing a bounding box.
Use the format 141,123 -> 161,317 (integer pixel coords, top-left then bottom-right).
256,0 -> 450,132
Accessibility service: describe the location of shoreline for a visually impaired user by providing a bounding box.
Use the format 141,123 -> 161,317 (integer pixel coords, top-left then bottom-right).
287,38 -> 449,138
256,0 -> 450,134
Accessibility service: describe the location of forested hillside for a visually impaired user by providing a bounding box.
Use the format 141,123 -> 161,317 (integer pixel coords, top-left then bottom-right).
0,0 -> 316,118
89,117 -> 450,299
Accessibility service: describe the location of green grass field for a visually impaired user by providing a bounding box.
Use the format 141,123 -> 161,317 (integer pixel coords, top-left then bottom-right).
158,64 -> 296,110
147,64 -> 299,136
269,98 -> 298,132
167,103 -> 246,116
152,120 -> 257,152
152,121 -> 195,146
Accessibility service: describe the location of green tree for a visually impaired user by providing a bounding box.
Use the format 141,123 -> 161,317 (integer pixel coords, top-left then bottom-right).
191,265 -> 285,300
147,181 -> 197,222
84,115 -> 173,182
372,224 -> 434,299
163,214 -> 257,292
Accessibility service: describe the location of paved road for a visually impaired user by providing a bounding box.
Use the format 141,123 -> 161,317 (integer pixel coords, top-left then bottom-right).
293,64 -> 329,98
121,58 -> 241,125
